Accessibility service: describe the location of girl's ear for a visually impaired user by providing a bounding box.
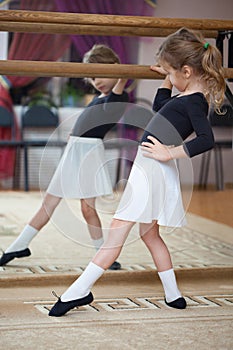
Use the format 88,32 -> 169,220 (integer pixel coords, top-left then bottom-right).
182,65 -> 192,78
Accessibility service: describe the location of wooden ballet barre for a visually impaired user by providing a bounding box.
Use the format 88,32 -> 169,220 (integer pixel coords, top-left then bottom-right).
0,10 -> 233,31
0,21 -> 218,38
0,60 -> 233,80
0,61 -> 157,79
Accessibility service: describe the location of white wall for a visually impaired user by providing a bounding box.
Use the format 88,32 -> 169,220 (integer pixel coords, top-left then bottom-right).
137,0 -> 233,186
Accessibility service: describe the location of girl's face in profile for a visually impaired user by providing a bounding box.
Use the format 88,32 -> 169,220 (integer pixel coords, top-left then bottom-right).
89,77 -> 118,96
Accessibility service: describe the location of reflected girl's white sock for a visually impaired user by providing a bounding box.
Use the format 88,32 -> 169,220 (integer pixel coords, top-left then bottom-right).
92,237 -> 104,251
5,224 -> 38,253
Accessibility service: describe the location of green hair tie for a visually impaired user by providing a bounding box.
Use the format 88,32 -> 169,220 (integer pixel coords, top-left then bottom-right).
204,42 -> 209,49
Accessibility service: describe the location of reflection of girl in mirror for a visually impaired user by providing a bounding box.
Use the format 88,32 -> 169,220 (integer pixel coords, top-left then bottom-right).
49,27 -> 226,317
0,45 -> 128,270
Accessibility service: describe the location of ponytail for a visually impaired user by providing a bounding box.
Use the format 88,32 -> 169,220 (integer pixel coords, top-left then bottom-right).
201,43 -> 226,111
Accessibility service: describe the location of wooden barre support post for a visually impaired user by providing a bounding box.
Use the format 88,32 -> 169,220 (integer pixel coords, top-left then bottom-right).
0,60 -> 233,80
0,10 -> 233,31
0,21 -> 219,38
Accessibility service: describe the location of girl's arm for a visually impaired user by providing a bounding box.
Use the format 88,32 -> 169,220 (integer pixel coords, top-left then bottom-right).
104,79 -> 129,112
150,65 -> 173,90
103,79 -> 129,116
112,78 -> 128,95
141,66 -> 176,160
150,66 -> 173,111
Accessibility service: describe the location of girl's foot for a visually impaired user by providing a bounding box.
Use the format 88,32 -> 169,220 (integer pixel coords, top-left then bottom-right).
0,248 -> 31,266
49,292 -> 94,317
165,297 -> 186,309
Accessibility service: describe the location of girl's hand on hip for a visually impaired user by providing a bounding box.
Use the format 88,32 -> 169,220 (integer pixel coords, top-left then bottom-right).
141,135 -> 174,162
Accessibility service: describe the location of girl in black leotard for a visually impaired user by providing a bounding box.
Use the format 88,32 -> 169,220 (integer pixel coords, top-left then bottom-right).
49,28 -> 226,316
0,45 -> 128,270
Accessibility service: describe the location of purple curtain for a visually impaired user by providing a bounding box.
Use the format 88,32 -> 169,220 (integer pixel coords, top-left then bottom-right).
8,0 -> 71,87
55,0 -> 153,64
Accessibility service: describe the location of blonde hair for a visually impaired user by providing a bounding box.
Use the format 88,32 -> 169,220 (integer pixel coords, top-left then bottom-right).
83,44 -> 120,64
157,27 -> 226,111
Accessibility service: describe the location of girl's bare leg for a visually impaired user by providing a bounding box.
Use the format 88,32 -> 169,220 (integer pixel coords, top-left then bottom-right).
29,193 -> 61,230
59,218 -> 134,303
80,198 -> 102,240
81,198 -> 123,270
139,221 -> 172,272
140,221 -> 184,305
0,193 -> 61,262
92,218 -> 135,269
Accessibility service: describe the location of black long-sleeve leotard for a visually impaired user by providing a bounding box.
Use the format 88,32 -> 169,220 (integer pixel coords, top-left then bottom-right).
71,91 -> 128,138
141,88 -> 214,157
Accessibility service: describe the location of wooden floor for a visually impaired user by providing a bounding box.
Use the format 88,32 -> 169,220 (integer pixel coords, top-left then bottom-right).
188,185 -> 233,228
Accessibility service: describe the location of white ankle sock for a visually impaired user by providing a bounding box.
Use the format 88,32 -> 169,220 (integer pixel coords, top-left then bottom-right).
5,224 -> 38,253
92,237 -> 104,251
158,268 -> 181,303
61,262 -> 105,302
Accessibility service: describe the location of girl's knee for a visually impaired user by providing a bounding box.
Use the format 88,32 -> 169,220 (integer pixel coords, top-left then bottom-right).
140,222 -> 160,243
81,200 -> 96,219
42,194 -> 60,211
111,218 -> 135,231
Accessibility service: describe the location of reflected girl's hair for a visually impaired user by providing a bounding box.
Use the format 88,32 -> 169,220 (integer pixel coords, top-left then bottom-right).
83,44 -> 120,84
157,27 -> 226,111
83,44 -> 120,64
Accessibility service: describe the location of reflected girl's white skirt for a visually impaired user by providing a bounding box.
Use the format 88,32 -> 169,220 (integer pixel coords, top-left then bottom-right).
114,147 -> 186,227
47,136 -> 112,198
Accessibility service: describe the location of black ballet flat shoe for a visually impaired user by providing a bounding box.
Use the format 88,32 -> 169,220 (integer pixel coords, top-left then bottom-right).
108,261 -> 121,270
165,297 -> 187,309
0,248 -> 31,266
49,292 -> 94,317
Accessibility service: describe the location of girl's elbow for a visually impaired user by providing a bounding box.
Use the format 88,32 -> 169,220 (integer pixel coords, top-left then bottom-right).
207,136 -> 215,151
202,140 -> 214,153
202,133 -> 215,152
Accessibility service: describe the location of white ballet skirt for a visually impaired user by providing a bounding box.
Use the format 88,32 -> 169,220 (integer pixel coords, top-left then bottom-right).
47,136 -> 112,198
114,146 -> 186,227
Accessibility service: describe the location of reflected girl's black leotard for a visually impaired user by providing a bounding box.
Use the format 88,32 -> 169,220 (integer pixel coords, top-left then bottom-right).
71,91 -> 129,138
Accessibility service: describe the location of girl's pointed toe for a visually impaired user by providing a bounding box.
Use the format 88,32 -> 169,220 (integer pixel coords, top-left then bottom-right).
49,292 -> 94,317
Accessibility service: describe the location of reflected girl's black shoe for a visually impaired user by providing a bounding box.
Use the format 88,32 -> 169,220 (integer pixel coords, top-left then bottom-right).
0,248 -> 31,266
108,261 -> 121,270
165,297 -> 186,309
49,291 -> 94,317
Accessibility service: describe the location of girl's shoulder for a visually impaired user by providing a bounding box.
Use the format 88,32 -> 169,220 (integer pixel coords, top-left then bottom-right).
174,92 -> 208,107
176,93 -> 209,118
87,95 -> 105,107
176,92 -> 206,101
